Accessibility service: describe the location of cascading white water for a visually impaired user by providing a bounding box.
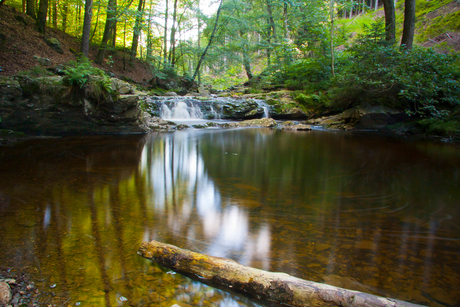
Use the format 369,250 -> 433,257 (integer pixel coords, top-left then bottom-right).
262,106 -> 269,118
160,99 -> 203,120
210,106 -> 221,119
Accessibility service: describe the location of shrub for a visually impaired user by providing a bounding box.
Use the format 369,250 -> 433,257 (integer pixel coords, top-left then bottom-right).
330,24 -> 460,117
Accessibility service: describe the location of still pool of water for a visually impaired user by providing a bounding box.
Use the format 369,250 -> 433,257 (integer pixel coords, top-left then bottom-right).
0,128 -> 459,306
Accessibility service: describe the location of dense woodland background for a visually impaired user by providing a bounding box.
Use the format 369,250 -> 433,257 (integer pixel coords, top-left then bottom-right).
0,0 -> 460,137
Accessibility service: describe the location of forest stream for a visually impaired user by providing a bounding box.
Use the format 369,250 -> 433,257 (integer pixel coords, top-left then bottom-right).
0,128 -> 459,306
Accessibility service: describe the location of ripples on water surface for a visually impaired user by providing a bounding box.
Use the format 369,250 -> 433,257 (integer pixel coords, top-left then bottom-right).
0,128 -> 459,306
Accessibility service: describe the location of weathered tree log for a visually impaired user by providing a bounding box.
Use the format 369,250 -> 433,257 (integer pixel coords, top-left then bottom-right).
138,240 -> 424,307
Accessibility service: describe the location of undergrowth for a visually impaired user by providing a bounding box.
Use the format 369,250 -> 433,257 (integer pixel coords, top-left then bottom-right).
63,57 -> 113,101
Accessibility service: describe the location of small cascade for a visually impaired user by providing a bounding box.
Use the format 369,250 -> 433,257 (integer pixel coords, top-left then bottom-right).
255,100 -> 270,118
146,95 -> 272,121
262,106 -> 269,118
160,99 -> 203,120
210,106 -> 221,119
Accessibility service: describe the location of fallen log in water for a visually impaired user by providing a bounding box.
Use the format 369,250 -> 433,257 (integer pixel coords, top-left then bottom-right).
138,240 -> 424,307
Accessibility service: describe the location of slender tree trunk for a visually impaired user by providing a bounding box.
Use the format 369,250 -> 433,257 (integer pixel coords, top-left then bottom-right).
240,31 -> 253,80
283,1 -> 290,40
265,0 -> 276,66
52,0 -> 58,28
22,0 -> 26,12
26,0 -> 36,19
400,0 -> 415,50
146,0 -> 153,61
192,0 -> 223,83
196,0 -> 201,83
382,0 -> 395,43
330,0 -> 335,77
111,0 -> 117,48
89,0 -> 101,42
169,0 -> 178,66
95,0 -> 116,64
36,0 -> 48,34
131,0 -> 144,58
163,0 -> 168,65
61,0 -> 68,31
266,0 -> 276,39
123,18 -> 126,70
81,0 -> 93,57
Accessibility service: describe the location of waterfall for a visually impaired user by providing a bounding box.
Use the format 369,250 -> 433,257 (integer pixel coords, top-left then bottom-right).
160,99 -> 203,120
210,106 -> 221,119
262,106 -> 269,118
255,99 -> 270,118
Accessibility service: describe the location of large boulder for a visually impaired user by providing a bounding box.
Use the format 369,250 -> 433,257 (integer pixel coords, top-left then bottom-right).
341,104 -> 408,129
306,104 -> 408,130
221,99 -> 265,120
44,37 -> 64,54
0,76 -> 23,106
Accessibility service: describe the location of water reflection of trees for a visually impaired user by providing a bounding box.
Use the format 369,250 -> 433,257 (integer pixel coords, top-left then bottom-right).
1,130 -> 459,306
140,131 -> 272,270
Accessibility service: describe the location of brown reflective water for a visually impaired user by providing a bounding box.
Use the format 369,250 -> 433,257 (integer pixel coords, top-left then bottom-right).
0,128 -> 459,306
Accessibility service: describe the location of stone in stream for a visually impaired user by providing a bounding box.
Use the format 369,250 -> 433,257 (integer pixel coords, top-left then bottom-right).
0,281 -> 12,305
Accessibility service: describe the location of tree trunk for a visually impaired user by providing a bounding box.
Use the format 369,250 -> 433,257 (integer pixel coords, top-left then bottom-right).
81,0 -> 93,57
61,0 -> 68,31
95,0 -> 116,64
36,0 -> 48,34
130,0 -> 144,58
89,0 -> 100,42
52,0 -> 57,28
139,241 -> 424,307
163,0 -> 168,65
26,0 -> 36,19
330,0 -> 335,77
400,0 -> 415,50
265,0 -> 276,66
240,31 -> 253,80
382,0 -> 395,43
191,0 -> 223,83
283,1 -> 290,40
168,0 -> 178,66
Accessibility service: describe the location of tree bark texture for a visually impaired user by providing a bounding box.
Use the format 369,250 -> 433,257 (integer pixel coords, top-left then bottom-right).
382,0 -> 395,43
401,0 -> 416,50
26,0 -> 36,19
139,241 -> 424,307
61,0 -> 68,32
81,0 -> 93,57
36,0 -> 48,34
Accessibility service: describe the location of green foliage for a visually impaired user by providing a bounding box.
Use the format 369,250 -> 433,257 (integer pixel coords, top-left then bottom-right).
63,57 -> 113,101
63,57 -> 108,87
331,39 -> 460,116
417,117 -> 460,139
